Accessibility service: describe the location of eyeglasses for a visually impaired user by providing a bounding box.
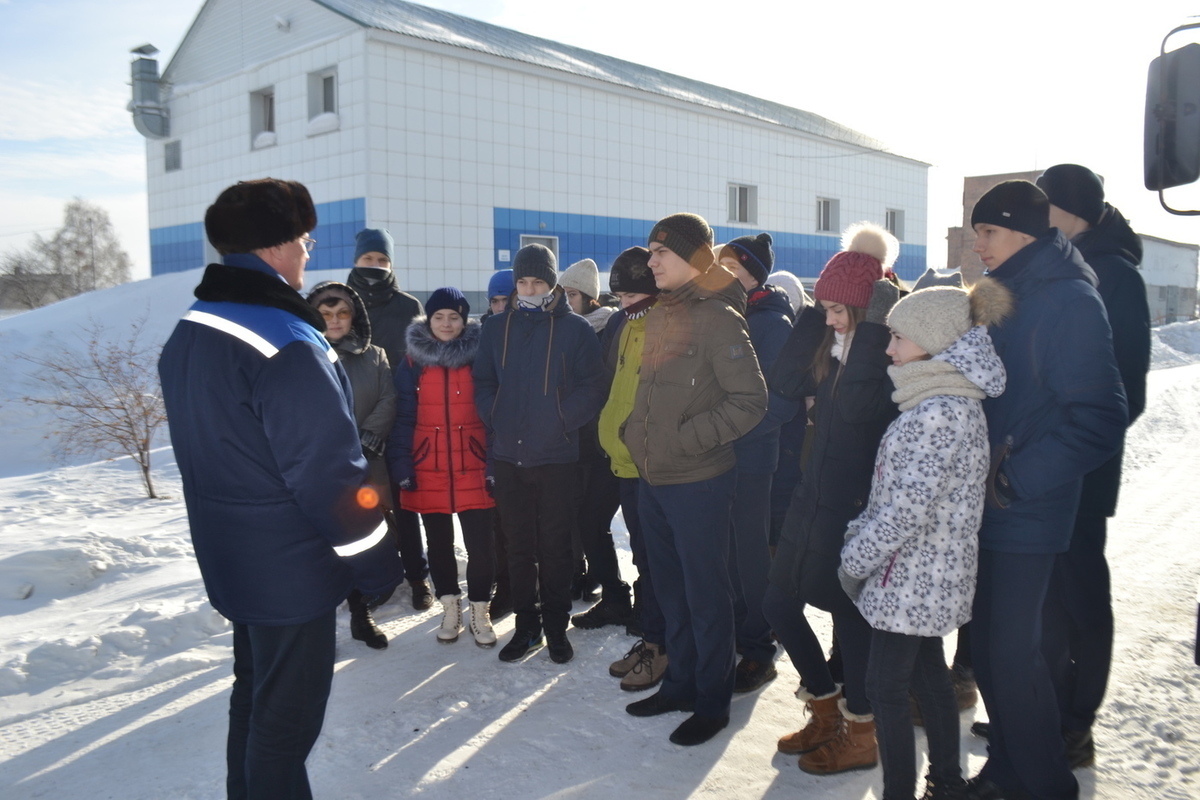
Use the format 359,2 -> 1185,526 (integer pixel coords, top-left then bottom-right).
320,309 -> 352,321
301,236 -> 317,253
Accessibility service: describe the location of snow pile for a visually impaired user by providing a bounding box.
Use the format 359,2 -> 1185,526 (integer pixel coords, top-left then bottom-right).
1152,319 -> 1200,370
0,276 -> 1198,798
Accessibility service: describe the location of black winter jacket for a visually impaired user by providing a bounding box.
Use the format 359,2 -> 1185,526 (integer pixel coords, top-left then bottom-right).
1072,206 -> 1150,516
768,309 -> 897,597
346,267 -> 423,369
980,231 -> 1128,553
472,287 -> 608,468
735,284 -> 799,473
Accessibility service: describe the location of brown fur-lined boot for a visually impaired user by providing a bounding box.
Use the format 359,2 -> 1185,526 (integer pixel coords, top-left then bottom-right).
777,687 -> 842,754
798,699 -> 878,775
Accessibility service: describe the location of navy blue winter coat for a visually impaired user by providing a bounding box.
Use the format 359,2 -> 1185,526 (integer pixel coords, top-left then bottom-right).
159,256 -> 402,626
735,284 -> 799,474
472,287 -> 607,467
1072,205 -> 1150,517
980,231 -> 1128,553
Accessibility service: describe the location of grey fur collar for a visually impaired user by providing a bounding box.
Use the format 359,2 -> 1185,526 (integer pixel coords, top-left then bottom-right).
404,317 -> 481,369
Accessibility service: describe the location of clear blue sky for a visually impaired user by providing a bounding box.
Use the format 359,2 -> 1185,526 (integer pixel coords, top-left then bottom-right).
2,0 -> 1199,280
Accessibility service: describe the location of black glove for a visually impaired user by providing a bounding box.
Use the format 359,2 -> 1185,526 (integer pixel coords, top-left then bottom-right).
360,430 -> 386,459
838,566 -> 866,602
397,477 -> 416,492
485,476 -> 495,497
865,279 -> 900,325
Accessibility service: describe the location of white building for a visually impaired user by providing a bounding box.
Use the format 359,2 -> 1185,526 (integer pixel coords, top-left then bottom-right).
133,0 -> 928,301
1141,235 -> 1199,323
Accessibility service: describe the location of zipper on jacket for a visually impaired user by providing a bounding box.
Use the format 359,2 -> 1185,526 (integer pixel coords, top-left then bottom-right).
444,369 -> 456,512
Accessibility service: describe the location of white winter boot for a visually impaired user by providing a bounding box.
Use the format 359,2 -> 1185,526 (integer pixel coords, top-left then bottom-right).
436,595 -> 462,643
468,600 -> 497,648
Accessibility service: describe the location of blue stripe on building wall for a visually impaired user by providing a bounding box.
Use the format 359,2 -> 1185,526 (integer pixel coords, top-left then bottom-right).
149,198 -> 366,277
492,208 -> 926,283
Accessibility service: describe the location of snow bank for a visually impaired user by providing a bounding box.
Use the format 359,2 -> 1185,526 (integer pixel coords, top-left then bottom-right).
1152,319 -> 1200,370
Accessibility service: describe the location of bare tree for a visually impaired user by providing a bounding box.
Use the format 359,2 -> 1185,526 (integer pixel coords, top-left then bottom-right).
0,250 -> 65,310
19,319 -> 167,498
32,198 -> 132,296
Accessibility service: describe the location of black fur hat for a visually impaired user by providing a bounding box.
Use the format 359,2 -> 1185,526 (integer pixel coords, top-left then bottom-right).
205,178 -> 317,255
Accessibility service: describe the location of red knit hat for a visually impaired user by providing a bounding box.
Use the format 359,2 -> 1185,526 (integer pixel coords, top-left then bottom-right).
813,222 -> 897,309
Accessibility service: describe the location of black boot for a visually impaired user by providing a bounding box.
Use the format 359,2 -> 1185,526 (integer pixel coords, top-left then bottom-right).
571,586 -> 634,630
546,629 -> 575,664
409,578 -> 433,611
349,592 -> 387,650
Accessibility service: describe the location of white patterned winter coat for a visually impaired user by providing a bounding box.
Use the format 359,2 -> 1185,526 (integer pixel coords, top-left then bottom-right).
840,327 -> 1006,637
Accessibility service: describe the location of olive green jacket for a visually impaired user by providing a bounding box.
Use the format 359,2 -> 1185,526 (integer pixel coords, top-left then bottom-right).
623,264 -> 768,486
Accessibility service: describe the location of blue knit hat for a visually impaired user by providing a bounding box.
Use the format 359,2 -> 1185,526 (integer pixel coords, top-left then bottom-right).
354,228 -> 394,263
488,269 -> 514,299
426,286 -> 470,320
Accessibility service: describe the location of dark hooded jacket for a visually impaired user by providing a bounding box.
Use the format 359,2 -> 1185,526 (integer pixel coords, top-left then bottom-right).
624,264 -> 768,486
346,266 -> 423,369
159,255 -> 400,626
472,286 -> 608,468
1071,205 -> 1150,516
735,283 -> 800,473
306,281 -> 395,441
767,308 -> 897,597
980,230 -> 1128,553
390,318 -> 493,514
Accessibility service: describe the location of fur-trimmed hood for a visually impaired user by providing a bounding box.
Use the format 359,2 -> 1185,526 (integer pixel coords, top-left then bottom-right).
306,280 -> 372,355
404,316 -> 482,369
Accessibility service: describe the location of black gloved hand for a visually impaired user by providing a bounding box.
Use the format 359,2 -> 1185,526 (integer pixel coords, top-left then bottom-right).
397,477 -> 416,492
485,476 -> 495,497
360,430 -> 386,459
865,279 -> 901,325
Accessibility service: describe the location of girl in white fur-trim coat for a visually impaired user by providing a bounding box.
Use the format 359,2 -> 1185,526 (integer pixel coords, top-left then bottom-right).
838,278 -> 1010,800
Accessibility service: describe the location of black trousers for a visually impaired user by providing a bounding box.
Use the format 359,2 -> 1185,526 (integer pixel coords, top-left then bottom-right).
493,460 -> 577,633
227,609 -> 336,800
423,507 -> 496,602
575,457 -> 625,593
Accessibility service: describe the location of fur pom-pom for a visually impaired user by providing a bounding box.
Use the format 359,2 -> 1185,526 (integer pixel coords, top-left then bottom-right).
969,277 -> 1014,328
841,222 -> 899,270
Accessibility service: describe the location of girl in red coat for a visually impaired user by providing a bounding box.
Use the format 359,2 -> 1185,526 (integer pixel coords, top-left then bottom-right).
389,287 -> 497,647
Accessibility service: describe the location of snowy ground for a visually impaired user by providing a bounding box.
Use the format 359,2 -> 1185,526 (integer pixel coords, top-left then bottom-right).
1,277 -> 1199,799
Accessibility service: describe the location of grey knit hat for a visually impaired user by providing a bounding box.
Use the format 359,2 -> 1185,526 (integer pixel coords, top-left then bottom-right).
560,258 -> 600,300
512,243 -> 558,288
886,286 -> 972,357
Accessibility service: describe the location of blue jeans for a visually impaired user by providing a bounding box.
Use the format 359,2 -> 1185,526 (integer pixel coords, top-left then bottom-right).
867,629 -> 961,800
974,549 -> 1078,799
227,609 -> 336,800
638,471 -> 736,718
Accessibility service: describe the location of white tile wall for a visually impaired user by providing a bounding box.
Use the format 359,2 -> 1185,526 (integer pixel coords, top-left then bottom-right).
149,3 -> 926,292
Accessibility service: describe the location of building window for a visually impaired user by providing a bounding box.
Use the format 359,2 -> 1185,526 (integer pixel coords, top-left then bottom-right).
519,235 -> 559,262
307,68 -> 341,135
816,197 -> 839,233
728,184 -> 757,224
251,88 -> 276,149
164,140 -> 182,172
885,209 -> 905,241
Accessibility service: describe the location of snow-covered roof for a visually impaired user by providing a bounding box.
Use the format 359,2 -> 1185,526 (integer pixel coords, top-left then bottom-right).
316,0 -> 895,154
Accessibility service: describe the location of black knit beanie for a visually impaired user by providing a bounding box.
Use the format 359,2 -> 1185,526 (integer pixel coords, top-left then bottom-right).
971,180 -> 1050,238
512,243 -> 558,289
609,246 -> 658,295
425,286 -> 470,320
721,233 -> 775,287
1036,164 -> 1105,226
648,213 -> 713,266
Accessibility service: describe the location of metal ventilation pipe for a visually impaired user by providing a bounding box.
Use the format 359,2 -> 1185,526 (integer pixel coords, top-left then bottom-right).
130,57 -> 170,139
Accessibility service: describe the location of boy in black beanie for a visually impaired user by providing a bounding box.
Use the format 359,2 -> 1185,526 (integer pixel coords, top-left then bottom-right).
473,244 -> 607,664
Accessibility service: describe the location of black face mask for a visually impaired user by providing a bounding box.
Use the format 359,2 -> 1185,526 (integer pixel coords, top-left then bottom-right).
354,266 -> 391,284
